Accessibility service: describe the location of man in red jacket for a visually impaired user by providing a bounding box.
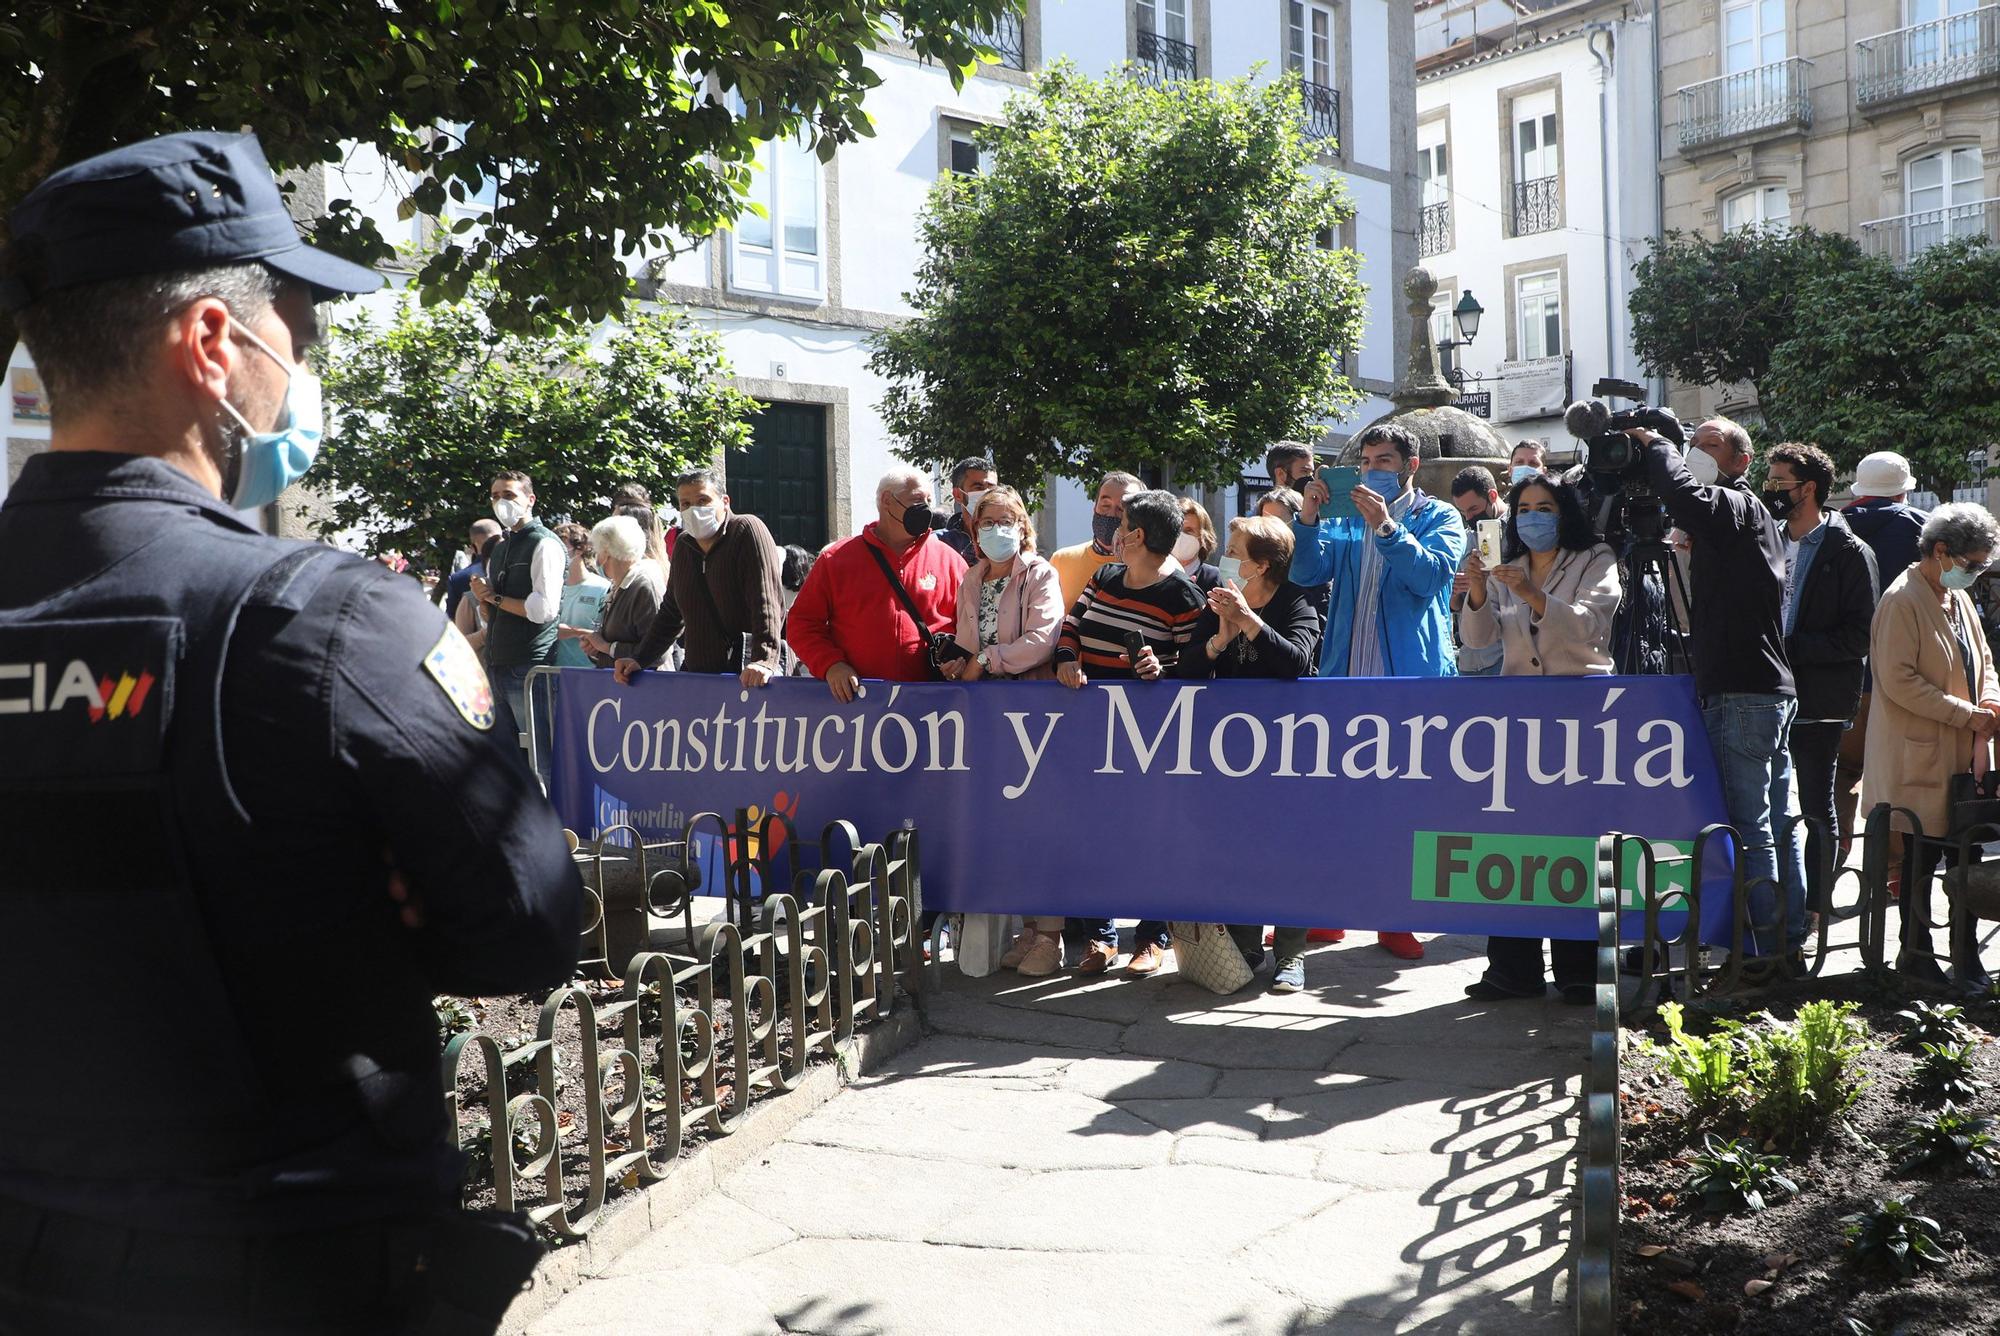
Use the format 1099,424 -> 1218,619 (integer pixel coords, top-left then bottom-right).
787,465 -> 964,701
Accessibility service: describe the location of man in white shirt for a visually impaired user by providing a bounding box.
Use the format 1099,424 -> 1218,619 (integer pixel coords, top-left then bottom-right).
470,469 -> 565,774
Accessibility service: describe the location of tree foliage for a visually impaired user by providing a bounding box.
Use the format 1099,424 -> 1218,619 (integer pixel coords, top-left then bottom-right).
868,62 -> 1365,495
1,0 -> 1018,340
1762,238 -> 2000,496
310,282 -> 756,575
1628,225 -> 1860,394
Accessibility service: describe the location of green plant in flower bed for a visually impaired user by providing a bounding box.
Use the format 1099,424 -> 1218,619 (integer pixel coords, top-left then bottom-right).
1842,1195 -> 1949,1278
1895,1000 -> 1971,1050
1740,1000 -> 1869,1145
1893,1105 -> 2000,1179
1910,1040 -> 1984,1106
1637,1001 -> 1744,1109
1682,1132 -> 1800,1212
434,995 -> 475,1035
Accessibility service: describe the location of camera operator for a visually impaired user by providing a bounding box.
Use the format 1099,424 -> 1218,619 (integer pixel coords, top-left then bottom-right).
1626,417 -> 1808,967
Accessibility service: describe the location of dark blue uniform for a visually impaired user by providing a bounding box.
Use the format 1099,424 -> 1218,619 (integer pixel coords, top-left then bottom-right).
0,452 -> 582,1331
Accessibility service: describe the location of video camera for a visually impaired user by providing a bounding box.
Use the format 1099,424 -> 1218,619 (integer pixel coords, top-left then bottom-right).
1565,378 -> 1689,483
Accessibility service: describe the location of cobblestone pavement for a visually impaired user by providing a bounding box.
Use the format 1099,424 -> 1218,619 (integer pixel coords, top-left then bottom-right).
528,931 -> 1583,1334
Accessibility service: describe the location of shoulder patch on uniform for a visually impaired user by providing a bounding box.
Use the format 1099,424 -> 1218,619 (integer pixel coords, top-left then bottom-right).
424,623 -> 495,731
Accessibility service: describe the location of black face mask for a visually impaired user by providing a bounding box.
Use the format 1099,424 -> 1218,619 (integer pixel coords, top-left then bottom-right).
899,499 -> 934,537
1761,488 -> 1796,521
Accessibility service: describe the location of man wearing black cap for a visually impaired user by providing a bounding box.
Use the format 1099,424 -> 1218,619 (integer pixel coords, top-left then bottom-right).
0,131 -> 583,1333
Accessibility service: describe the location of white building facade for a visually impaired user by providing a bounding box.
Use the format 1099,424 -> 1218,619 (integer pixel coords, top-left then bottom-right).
1415,0 -> 1659,461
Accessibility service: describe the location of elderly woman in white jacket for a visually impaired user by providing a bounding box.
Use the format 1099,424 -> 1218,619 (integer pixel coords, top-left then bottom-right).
1453,472 -> 1622,1003
941,485 -> 1069,975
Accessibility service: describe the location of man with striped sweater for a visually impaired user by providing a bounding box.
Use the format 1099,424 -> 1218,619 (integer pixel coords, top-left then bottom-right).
1054,489 -> 1206,975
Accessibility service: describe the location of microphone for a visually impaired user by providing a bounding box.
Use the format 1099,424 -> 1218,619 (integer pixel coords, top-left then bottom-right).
1564,398 -> 1611,440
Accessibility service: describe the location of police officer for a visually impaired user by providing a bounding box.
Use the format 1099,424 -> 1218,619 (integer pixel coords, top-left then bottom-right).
0,133 -> 583,1333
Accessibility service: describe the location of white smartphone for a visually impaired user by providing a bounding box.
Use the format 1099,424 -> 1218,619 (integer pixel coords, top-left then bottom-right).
1476,518 -> 1505,570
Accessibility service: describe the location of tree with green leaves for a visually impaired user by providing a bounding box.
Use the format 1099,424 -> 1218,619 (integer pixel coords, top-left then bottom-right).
1628,225 -> 1860,398
311,282 -> 756,576
1,0 -> 1017,348
868,62 -> 1365,495
1761,238 -> 2000,497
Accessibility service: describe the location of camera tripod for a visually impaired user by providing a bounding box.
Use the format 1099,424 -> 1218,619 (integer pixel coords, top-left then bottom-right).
1613,536 -> 1693,677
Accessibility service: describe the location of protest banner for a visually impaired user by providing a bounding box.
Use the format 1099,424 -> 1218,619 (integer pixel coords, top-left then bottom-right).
546,671 -> 1735,942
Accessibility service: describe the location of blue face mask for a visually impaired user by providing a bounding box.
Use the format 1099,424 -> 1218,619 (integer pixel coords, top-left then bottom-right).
1217,555 -> 1243,586
1364,467 -> 1405,498
1511,464 -> 1538,485
1515,510 -> 1561,553
218,320 -> 322,511
977,523 -> 1022,563
1941,558 -> 1985,591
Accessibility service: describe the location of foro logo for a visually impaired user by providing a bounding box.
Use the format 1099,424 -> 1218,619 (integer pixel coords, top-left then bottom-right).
0,660 -> 157,722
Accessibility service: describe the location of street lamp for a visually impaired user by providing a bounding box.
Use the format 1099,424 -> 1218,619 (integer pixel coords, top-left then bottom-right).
1436,289 -> 1485,391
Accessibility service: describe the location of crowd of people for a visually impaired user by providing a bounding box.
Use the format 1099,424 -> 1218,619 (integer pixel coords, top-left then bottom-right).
462,428 -> 2000,1000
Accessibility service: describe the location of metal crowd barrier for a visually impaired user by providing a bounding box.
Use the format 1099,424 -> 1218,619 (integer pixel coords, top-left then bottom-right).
443,816 -> 921,1239
1576,838 -> 1623,1336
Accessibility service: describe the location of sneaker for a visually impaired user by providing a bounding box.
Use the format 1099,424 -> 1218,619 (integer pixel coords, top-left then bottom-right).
1377,931 -> 1425,961
1306,928 -> 1347,944
1075,940 -> 1118,975
1000,928 -> 1039,970
1016,932 -> 1062,978
1271,955 -> 1306,993
1125,942 -> 1168,976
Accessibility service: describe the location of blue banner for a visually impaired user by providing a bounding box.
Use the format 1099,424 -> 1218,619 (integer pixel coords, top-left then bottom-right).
547,671 -> 1736,943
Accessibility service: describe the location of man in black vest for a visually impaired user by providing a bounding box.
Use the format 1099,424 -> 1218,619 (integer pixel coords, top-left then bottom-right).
470,468 -> 563,776
0,131 -> 582,1333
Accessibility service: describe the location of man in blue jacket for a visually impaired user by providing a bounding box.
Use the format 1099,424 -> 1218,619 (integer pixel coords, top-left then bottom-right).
1292,423 -> 1465,960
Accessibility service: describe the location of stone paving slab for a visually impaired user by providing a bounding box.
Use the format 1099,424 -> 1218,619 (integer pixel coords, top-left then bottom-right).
527,938 -> 1582,1336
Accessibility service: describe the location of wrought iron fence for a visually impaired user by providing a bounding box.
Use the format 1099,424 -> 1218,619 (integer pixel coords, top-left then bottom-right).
1859,196 -> 2000,265
1136,26 -> 1198,86
1419,201 -> 1452,257
1510,175 -> 1560,236
1300,80 -> 1340,148
444,814 -> 921,1238
1856,7 -> 2000,107
973,11 -> 1027,71
1676,57 -> 1814,153
1576,844 -> 1622,1336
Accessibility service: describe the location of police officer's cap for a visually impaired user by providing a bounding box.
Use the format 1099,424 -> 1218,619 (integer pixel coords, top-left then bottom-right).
1,130 -> 385,314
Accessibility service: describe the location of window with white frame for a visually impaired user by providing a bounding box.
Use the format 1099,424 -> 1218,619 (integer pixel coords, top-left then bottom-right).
1138,0 -> 1189,40
1905,145 -> 1987,251
1722,0 -> 1786,73
1287,2 -> 1335,86
1513,91 -> 1558,185
1418,132 -> 1448,209
730,129 -> 825,301
1722,185 -> 1791,232
1906,0 -> 1981,65
1516,270 -> 1562,361
947,127 -> 984,177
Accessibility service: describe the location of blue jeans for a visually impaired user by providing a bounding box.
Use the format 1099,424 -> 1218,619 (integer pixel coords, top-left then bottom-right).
1701,693 -> 1806,954
489,663 -> 550,783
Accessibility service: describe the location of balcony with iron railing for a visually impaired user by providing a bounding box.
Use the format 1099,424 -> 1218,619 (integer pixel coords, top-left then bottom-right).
972,11 -> 1027,71
1300,80 -> 1341,151
1676,57 -> 1814,155
1510,175 -> 1560,237
1856,8 -> 2000,111
1419,201 -> 1452,257
1858,196 -> 2000,265
1136,25 -> 1198,86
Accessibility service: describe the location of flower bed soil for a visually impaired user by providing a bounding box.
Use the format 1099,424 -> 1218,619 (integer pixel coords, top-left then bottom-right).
1616,972 -> 2000,1335
440,974 -> 828,1219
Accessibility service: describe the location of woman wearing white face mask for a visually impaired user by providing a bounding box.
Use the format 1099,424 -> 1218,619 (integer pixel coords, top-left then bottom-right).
1176,497 -> 1222,593
946,486 -> 1069,976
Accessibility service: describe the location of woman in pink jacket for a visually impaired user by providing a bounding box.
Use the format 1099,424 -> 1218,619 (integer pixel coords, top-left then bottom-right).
942,485 -> 1068,975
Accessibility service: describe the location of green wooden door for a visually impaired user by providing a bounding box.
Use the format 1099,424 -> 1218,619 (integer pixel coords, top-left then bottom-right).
728,402 -> 829,551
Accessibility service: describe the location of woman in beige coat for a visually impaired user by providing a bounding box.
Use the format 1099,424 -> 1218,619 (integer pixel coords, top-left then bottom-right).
1862,502 -> 2000,984
1453,473 -> 1622,1002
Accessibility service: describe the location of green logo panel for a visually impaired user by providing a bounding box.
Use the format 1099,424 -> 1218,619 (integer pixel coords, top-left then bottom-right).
1411,831 -> 1695,910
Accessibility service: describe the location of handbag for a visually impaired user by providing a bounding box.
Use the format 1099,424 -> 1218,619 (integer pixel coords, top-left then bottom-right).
864,544 -> 964,678
1168,921 -> 1254,995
